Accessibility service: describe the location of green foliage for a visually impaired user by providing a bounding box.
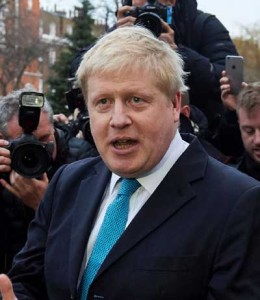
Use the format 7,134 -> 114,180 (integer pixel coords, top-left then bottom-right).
46,50 -> 74,114
46,0 -> 96,114
233,24 -> 260,83
70,0 -> 96,50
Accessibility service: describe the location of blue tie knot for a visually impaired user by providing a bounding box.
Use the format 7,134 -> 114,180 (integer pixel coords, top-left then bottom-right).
118,178 -> 141,196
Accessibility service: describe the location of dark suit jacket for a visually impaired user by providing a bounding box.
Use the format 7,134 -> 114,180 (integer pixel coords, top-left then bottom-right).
8,134 -> 260,300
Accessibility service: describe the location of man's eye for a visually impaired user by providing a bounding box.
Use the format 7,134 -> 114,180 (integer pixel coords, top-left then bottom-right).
98,98 -> 108,105
132,97 -> 142,104
95,98 -> 111,111
244,128 -> 254,135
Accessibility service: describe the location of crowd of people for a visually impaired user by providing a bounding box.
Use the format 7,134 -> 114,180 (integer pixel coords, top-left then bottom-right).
0,0 -> 259,299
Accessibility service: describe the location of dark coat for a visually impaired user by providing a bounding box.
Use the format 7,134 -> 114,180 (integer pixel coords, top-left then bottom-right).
8,134 -> 260,299
229,152 -> 260,181
0,127 -> 99,274
179,106 -> 233,164
173,0 -> 238,125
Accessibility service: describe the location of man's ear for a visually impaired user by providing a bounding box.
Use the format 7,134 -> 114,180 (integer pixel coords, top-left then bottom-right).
171,91 -> 182,123
172,91 -> 182,109
180,105 -> 191,118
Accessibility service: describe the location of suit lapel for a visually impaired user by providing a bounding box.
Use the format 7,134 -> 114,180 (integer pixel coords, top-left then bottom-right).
97,135 -> 208,277
68,161 -> 111,294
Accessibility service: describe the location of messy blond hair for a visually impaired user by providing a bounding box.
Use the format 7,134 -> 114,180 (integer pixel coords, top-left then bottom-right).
76,26 -> 188,101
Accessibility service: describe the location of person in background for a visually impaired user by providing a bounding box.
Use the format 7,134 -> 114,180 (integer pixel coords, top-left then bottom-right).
220,74 -> 260,180
179,91 -> 233,164
114,0 -> 238,129
0,88 -> 98,274
0,26 -> 260,300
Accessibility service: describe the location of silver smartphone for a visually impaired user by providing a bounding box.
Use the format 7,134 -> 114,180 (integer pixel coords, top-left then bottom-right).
225,55 -> 244,95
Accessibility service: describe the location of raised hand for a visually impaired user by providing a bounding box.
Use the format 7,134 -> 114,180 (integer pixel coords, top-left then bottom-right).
0,274 -> 17,300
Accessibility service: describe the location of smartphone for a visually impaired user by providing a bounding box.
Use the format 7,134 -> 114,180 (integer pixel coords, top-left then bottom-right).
225,55 -> 244,95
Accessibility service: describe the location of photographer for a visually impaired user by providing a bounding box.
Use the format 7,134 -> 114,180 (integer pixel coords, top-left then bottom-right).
114,0 -> 238,130
0,88 -> 98,273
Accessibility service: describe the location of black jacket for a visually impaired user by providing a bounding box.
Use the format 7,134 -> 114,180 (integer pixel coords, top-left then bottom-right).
179,106 -> 233,164
0,127 -> 99,273
172,0 -> 238,125
6,134 -> 260,299
229,152 -> 260,182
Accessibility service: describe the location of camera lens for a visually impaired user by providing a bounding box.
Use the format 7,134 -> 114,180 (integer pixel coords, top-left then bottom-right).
11,143 -> 51,178
21,150 -> 39,168
135,12 -> 162,37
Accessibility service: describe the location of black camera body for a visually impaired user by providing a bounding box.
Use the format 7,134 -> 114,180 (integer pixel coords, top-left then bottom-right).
64,77 -> 95,145
65,77 -> 86,113
125,0 -> 173,37
8,92 -> 53,178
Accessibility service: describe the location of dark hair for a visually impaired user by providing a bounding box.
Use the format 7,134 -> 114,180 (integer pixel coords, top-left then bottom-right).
237,82 -> 260,113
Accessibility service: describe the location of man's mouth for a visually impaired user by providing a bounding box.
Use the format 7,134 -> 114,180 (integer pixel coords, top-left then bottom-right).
113,139 -> 137,149
253,148 -> 260,155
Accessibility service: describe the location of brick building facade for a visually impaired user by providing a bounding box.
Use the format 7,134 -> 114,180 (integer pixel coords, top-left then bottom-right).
0,0 -> 105,95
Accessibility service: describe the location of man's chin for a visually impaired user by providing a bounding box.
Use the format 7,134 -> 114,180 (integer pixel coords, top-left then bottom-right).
108,162 -> 144,178
111,168 -> 140,178
252,152 -> 260,164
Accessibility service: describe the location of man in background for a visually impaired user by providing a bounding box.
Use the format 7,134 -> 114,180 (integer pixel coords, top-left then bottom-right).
221,74 -> 260,180
0,89 -> 98,273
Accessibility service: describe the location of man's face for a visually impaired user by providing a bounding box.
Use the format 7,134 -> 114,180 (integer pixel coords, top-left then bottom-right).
87,68 -> 181,178
132,0 -> 176,7
7,111 -> 57,160
238,105 -> 260,163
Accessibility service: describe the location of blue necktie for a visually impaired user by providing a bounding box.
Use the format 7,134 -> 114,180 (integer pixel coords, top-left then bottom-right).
80,178 -> 141,300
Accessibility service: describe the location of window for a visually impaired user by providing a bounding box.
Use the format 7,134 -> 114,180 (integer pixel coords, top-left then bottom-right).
28,0 -> 33,11
49,22 -> 56,37
49,49 -> 56,65
0,11 -> 5,44
39,20 -> 43,36
15,0 -> 19,15
66,24 -> 73,35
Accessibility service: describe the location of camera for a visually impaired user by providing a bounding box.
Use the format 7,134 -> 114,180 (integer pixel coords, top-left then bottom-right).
64,78 -> 95,145
7,92 -> 54,178
65,77 -> 86,113
124,0 -> 173,37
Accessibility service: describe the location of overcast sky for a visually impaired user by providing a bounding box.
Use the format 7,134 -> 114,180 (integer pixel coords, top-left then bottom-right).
41,0 -> 260,36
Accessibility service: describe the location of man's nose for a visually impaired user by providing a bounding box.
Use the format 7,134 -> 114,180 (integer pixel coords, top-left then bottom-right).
110,103 -> 132,128
253,129 -> 260,145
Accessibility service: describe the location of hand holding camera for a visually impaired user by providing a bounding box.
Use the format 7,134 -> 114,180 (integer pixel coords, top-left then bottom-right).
116,4 -> 136,27
0,135 -> 49,210
158,18 -> 176,49
0,139 -> 11,174
0,92 -> 54,209
0,171 -> 49,210
117,0 -> 176,46
7,92 -> 53,178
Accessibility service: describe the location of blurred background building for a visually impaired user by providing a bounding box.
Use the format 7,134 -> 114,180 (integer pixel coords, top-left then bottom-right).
0,0 -> 105,96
